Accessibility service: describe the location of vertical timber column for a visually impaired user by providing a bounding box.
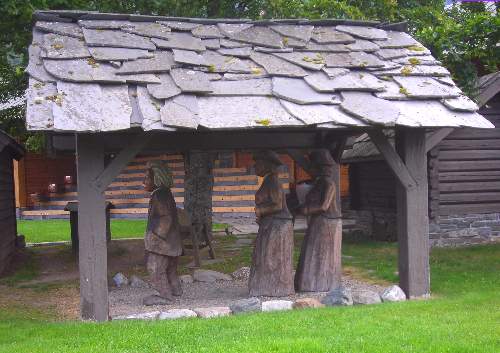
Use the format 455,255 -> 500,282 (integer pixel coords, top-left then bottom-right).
330,152 -> 343,288
396,129 -> 430,298
76,134 -> 109,321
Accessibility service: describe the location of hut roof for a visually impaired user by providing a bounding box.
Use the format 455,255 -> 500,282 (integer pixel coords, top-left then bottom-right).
0,130 -> 25,160
476,71 -> 500,107
25,10 -> 493,133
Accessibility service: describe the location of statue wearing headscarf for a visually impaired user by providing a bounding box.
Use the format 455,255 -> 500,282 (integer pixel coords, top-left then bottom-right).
249,151 -> 295,297
295,149 -> 341,292
143,161 -> 183,305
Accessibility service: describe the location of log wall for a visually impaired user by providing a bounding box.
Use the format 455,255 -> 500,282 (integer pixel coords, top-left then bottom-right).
0,151 -> 16,275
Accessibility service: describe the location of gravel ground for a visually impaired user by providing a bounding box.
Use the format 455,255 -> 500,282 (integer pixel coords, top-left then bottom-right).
109,276 -> 386,317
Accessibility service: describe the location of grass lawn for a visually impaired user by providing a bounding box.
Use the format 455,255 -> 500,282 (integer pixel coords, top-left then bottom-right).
17,219 -> 228,243
0,239 -> 498,352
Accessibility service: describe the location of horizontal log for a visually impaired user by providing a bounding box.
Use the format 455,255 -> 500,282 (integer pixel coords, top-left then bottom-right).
440,192 -> 500,203
439,139 -> 500,150
439,149 -> 500,161
440,203 -> 500,216
125,162 -> 184,171
439,160 -> 500,172
133,154 -> 183,162
448,128 -> 500,140
439,174 -> 500,182
440,181 -> 500,193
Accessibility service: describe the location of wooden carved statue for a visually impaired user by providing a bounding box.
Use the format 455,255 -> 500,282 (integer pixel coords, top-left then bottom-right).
249,151 -> 295,297
143,161 -> 183,305
295,149 -> 342,292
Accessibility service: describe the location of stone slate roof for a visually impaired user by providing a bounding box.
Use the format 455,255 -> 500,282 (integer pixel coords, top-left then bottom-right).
25,10 -> 493,132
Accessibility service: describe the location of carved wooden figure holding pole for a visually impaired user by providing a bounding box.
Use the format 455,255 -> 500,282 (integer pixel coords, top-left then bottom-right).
249,151 -> 295,297
143,161 -> 183,305
295,149 -> 342,292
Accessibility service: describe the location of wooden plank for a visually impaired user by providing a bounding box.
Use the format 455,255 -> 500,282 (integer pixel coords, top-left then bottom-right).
439,174 -> 500,182
396,128 -> 430,299
125,161 -> 184,170
76,134 -> 109,322
133,154 -> 183,162
440,202 -> 500,216
21,210 -> 70,216
367,130 -> 417,190
94,134 -> 151,192
439,149 -> 500,161
447,128 -> 500,140
425,128 -> 454,152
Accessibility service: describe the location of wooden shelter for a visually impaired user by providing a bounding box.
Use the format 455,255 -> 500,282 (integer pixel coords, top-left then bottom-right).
0,130 -> 25,275
25,10 -> 492,321
343,72 -> 500,246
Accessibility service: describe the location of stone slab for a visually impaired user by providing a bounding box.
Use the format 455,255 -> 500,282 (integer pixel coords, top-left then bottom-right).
340,91 -> 399,126
229,26 -> 284,49
88,47 -> 154,61
193,307 -> 231,318
217,23 -> 253,37
82,28 -> 155,50
42,33 -> 90,59
120,73 -> 161,84
203,51 -> 255,73
210,78 -> 272,96
147,73 -> 181,100
113,311 -> 160,320
161,94 -> 199,129
293,298 -> 324,309
26,43 -> 56,83
249,52 -> 307,77
192,25 -> 223,39
230,297 -> 261,314
158,21 -> 201,31
305,71 -> 385,92
52,81 -> 131,131
273,52 -> 326,71
170,68 -> 212,93
136,86 -> 173,131
122,22 -> 171,40
203,39 -> 221,49
347,39 -> 380,52
26,79 -> 56,130
336,25 -> 388,40
218,47 -> 253,58
325,52 -> 385,68
270,25 -> 314,42
380,31 -> 419,48
321,286 -> 353,306
442,96 -> 479,112
393,76 -> 460,99
381,285 -> 406,302
352,289 -> 382,305
44,58 -> 124,83
261,300 -> 293,312
220,38 -> 248,48
173,49 -> 208,66
376,48 -> 408,60
117,51 -> 174,74
281,100 -> 364,126
35,21 -> 83,38
78,19 -> 133,29
151,33 -> 206,52
300,42 -> 350,52
198,96 -> 304,129
311,27 -> 355,44
272,77 -> 339,105
159,309 -> 197,320
374,65 -> 450,77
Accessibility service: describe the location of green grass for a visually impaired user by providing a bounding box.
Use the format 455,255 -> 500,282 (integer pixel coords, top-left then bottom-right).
17,220 -> 228,243
0,241 -> 499,352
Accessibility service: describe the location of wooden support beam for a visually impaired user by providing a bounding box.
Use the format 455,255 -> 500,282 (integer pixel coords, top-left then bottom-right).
93,134 -> 151,192
328,150 -> 343,288
76,134 -> 109,321
286,149 -> 312,175
367,130 -> 417,190
425,128 -> 454,153
395,129 -> 430,299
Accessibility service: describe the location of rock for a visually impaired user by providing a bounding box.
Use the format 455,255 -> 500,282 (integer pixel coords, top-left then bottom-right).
293,298 -> 324,309
130,275 -> 148,288
230,297 -> 261,314
113,273 -> 129,287
143,295 -> 171,306
159,309 -> 198,320
113,311 -> 160,320
193,306 -> 232,318
261,300 -> 293,312
381,285 -> 406,302
193,269 -> 232,283
231,267 -> 250,281
352,289 -> 382,305
321,286 -> 353,306
179,274 -> 194,284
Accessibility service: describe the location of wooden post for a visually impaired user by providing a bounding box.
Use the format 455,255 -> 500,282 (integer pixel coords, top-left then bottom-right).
76,134 -> 109,321
395,129 -> 430,298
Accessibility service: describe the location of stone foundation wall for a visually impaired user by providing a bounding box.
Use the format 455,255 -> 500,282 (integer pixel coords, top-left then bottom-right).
430,213 -> 500,247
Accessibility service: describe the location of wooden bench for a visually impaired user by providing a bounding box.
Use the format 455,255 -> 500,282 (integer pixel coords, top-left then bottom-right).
177,208 -> 216,267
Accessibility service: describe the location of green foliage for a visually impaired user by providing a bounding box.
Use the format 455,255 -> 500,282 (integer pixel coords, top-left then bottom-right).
0,1 -> 498,144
